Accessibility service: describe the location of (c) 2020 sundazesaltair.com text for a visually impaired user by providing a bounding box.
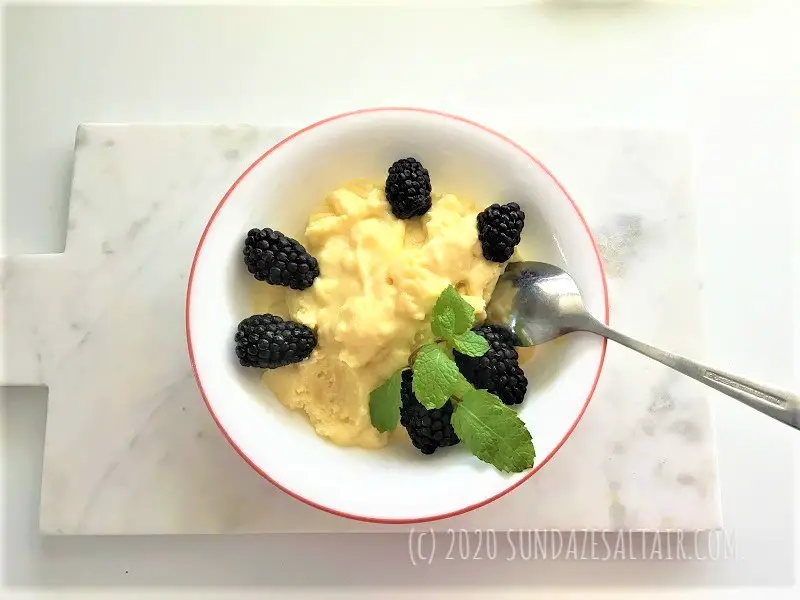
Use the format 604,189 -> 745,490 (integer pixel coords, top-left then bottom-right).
407,529 -> 737,565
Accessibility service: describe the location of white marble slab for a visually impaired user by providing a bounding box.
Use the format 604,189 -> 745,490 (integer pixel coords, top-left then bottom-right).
0,124 -> 721,534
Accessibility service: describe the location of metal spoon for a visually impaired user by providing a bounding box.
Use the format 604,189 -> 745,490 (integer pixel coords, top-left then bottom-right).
485,261 -> 800,430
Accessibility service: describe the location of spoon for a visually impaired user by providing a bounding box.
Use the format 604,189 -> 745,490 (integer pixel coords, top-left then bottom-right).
485,261 -> 799,430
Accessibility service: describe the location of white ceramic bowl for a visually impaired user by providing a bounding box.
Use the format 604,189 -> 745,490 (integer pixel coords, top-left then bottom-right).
186,108 -> 608,523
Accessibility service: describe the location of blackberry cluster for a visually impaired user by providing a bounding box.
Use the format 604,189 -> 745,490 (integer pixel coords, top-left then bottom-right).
399,370 -> 460,455
476,202 -> 526,263
385,158 -> 433,219
453,324 -> 528,406
234,314 -> 316,369
243,228 -> 319,290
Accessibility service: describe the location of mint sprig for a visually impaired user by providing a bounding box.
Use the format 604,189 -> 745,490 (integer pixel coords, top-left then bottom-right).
368,284 -> 535,474
450,329 -> 489,357
452,389 -> 535,473
432,284 -> 475,335
411,344 -> 467,409
369,369 -> 403,432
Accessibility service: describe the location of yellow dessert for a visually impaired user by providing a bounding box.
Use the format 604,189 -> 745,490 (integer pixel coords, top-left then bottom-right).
252,179 -> 507,449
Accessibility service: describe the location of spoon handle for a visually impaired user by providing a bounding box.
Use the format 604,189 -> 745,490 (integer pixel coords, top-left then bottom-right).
585,320 -> 800,430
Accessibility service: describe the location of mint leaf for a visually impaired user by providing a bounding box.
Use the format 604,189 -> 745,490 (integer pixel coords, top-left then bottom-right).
431,306 -> 456,340
368,369 -> 403,432
452,374 -> 473,398
432,284 -> 475,336
451,330 -> 489,357
411,344 -> 465,409
451,389 -> 535,473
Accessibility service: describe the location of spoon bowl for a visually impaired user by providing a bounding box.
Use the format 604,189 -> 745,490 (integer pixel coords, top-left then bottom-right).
487,261 -> 591,346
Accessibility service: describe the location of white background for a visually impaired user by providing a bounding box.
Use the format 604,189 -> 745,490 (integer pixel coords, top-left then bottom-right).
1,0 -> 798,598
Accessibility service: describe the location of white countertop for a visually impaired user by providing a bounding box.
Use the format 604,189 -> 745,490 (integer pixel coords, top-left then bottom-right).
1,2 -> 798,598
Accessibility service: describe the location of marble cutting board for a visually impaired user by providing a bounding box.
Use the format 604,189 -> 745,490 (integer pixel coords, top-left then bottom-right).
0,124 -> 722,534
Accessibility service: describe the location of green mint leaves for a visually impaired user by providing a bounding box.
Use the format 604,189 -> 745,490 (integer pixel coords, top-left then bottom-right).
432,284 -> 475,335
430,305 -> 456,339
451,330 -> 490,357
430,285 -> 489,357
368,369 -> 403,432
412,344 -> 471,409
367,284 -> 535,474
452,389 -> 535,473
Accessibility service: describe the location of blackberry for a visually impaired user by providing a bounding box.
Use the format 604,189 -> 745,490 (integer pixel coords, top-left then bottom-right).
453,324 -> 528,406
399,370 -> 460,455
476,202 -> 525,263
234,314 -> 316,369
385,157 -> 432,219
243,228 -> 319,290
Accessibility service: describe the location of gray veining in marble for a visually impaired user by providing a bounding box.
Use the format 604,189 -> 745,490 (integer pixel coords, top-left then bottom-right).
0,125 -> 721,534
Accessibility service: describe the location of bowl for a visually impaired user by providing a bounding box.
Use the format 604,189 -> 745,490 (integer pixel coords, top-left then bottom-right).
186,107 -> 608,523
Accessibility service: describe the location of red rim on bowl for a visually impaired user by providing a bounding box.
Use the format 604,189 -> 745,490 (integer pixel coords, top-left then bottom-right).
185,107 -> 610,524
